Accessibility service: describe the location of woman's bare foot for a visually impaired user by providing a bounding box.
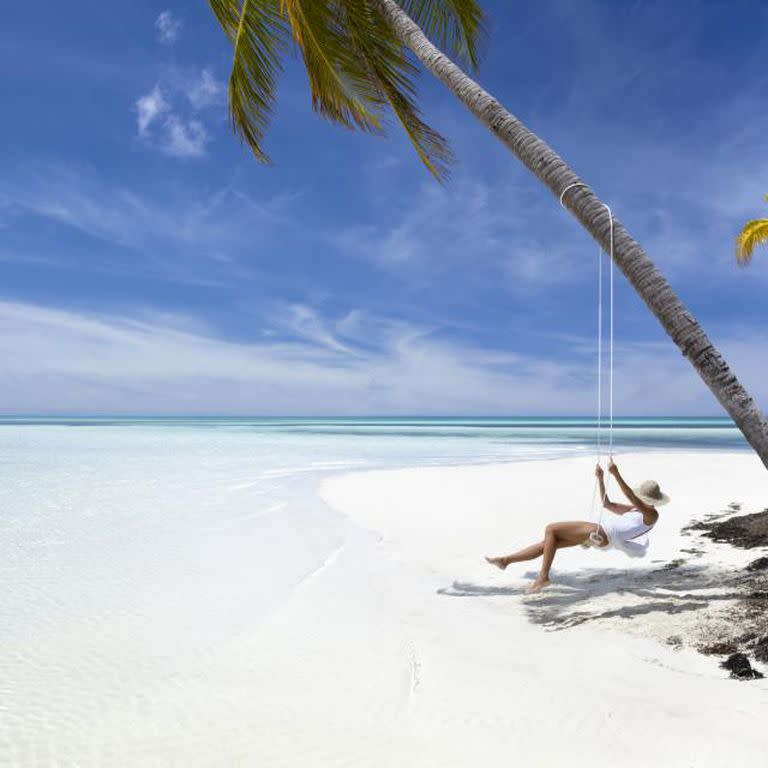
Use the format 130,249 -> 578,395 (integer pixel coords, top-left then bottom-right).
485,556 -> 508,570
527,578 -> 551,593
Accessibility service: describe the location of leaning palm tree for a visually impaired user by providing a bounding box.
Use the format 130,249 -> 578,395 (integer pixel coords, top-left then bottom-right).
736,195 -> 768,265
207,0 -> 768,468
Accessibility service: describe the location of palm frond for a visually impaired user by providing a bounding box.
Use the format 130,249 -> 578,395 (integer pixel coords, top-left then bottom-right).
397,0 -> 485,71
282,0 -> 384,132
208,0 -> 288,162
736,218 -> 768,265
208,0 -> 243,40
208,0 -> 460,176
343,0 -> 453,180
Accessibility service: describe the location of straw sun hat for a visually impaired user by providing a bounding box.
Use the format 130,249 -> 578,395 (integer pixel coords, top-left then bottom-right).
633,480 -> 670,507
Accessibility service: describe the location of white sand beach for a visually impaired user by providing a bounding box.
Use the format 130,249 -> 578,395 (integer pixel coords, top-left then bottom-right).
276,451 -> 768,768
6,445 -> 768,766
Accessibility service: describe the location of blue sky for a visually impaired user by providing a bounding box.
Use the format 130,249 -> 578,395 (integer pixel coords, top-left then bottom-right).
1,0 -> 767,415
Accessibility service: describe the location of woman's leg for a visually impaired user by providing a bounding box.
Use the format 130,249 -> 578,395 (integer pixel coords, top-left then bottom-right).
485,541 -> 545,570
531,521 -> 598,591
486,521 -> 600,588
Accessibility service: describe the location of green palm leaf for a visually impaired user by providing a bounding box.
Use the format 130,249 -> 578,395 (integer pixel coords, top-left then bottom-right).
343,0 -> 453,179
397,0 -> 485,70
208,0 -> 484,174
209,0 -> 288,162
282,0 -> 384,131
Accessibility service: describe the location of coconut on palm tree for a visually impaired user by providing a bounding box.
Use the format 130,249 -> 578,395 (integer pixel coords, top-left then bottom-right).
736,195 -> 768,265
206,0 -> 768,468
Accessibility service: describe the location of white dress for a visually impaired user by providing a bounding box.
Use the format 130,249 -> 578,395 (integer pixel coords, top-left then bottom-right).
600,508 -> 655,558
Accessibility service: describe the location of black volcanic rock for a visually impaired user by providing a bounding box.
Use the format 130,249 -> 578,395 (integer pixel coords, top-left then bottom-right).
721,653 -> 764,680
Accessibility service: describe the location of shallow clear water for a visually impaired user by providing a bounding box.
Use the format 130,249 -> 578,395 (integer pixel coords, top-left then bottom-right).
0,415 -> 748,455
0,417 -> 747,764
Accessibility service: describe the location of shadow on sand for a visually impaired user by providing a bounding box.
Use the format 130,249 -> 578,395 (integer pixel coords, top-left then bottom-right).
438,562 -> 745,630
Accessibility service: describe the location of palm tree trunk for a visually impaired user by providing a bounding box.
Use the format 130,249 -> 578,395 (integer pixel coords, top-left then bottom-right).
374,0 -> 768,469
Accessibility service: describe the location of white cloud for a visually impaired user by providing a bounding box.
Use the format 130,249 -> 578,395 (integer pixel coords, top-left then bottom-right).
271,304 -> 357,355
135,85 -> 208,158
134,69 -> 223,158
155,11 -> 181,44
187,69 -> 225,110
136,85 -> 169,136
161,116 -> 208,157
0,300 -> 514,414
0,300 -> 764,416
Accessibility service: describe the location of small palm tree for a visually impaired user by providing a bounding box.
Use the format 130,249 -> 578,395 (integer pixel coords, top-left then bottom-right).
206,0 -> 768,467
736,195 -> 768,265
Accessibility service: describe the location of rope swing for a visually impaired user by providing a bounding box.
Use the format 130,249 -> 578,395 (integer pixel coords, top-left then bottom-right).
559,183 -> 615,546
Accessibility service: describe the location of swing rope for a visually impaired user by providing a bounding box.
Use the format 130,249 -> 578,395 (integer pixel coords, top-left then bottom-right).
559,183 -> 615,542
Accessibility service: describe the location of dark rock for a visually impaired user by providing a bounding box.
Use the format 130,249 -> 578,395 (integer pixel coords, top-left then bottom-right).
682,522 -> 707,532
746,556 -> 768,572
721,653 -> 764,680
699,642 -> 737,656
695,509 -> 768,549
753,637 -> 768,663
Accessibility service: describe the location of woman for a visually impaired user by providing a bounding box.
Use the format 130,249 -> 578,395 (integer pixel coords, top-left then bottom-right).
485,460 -> 670,592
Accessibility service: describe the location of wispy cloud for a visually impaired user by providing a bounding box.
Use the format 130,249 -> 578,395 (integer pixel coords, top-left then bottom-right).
155,11 -> 181,45
334,175 -> 584,292
135,83 -> 209,158
0,165 -> 299,278
269,304 -> 358,355
134,68 -> 224,159
186,69 -> 225,110
136,85 -> 169,136
0,300 -> 518,414
161,116 -> 207,157
0,299 -> 762,416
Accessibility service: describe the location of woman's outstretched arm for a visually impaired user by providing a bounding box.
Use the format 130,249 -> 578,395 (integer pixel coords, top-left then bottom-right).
595,464 -> 633,513
607,460 -> 654,513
